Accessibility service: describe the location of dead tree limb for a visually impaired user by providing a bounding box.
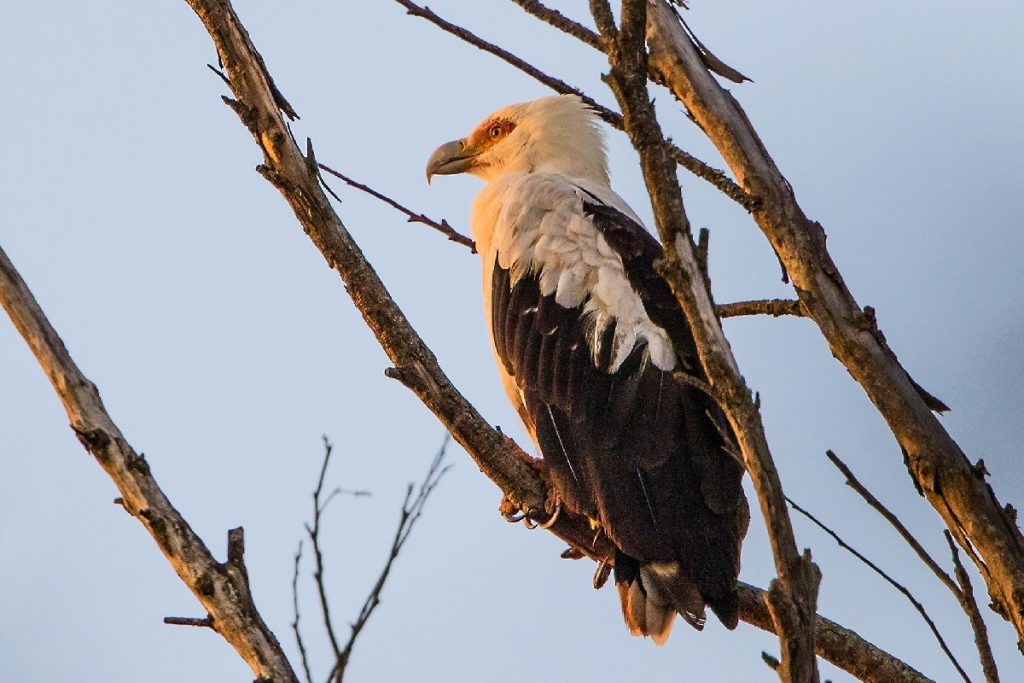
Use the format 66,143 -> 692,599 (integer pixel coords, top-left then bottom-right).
946,531 -> 1002,683
317,164 -> 475,251
788,498 -> 971,682
736,583 -> 932,683
594,1 -> 819,679
0,244 -> 300,683
642,0 -> 1024,647
827,450 -> 1000,681
393,0 -> 755,210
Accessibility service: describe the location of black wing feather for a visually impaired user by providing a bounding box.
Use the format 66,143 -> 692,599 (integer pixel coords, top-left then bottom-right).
490,195 -> 746,627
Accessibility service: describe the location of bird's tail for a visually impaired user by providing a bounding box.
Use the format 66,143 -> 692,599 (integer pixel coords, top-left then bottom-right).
614,552 -> 738,645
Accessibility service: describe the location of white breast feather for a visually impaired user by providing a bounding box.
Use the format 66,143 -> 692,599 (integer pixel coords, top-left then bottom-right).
474,173 -> 676,374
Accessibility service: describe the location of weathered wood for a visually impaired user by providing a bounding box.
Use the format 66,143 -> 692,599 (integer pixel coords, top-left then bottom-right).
646,0 -> 1024,651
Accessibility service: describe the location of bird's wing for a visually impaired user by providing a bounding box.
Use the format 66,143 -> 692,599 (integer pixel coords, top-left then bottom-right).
483,173 -> 746,623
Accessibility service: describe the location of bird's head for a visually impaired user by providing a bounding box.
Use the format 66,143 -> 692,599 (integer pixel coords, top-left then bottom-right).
426,95 -> 609,186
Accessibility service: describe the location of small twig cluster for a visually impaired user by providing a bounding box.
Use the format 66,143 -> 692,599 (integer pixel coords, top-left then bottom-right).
292,436 -> 450,683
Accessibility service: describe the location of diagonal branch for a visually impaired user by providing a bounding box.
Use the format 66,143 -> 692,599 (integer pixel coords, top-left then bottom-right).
291,542 -> 314,683
594,2 -> 819,680
643,0 -> 1024,648
392,0 -> 755,210
826,451 -> 961,598
788,497 -> 971,682
945,531 -> 1001,683
736,583 -> 931,683
318,164 -> 475,251
828,450 -> 1000,682
0,244 -> 299,683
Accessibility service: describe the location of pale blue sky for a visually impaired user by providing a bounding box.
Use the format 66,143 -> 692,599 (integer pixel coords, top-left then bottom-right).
2,2 -> 1022,681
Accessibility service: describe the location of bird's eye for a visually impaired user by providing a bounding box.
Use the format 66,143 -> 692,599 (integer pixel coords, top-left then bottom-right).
489,125 -> 505,139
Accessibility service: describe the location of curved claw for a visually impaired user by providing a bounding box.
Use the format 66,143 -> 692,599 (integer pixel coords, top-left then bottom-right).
561,547 -> 585,560
503,510 -> 527,524
537,501 -> 562,529
593,557 -> 612,590
522,517 -> 538,529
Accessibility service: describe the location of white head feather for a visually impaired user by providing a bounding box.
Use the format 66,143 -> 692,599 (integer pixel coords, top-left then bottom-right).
427,95 -> 610,187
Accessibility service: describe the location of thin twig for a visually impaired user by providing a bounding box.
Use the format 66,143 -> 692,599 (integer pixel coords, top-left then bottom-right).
945,531 -> 1001,683
718,299 -> 805,319
393,0 -> 754,210
291,541 -> 314,683
509,0 -> 602,50
164,616 -> 214,628
318,164 -> 475,252
308,436 -> 344,666
826,451 -> 960,598
787,496 -> 971,683
328,437 -> 451,682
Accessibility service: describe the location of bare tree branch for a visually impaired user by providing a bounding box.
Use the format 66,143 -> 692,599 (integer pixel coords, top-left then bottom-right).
0,244 -> 299,683
787,497 -> 971,682
306,437 -> 345,669
829,450 -> 1002,681
642,1 -> 1024,647
594,2 -> 819,679
317,164 -> 475,251
290,437 -> 449,683
291,542 -> 315,683
946,531 -> 1001,683
164,616 -> 215,628
509,0 -> 602,50
736,583 -> 933,683
718,298 -> 805,319
392,0 -> 755,210
826,451 -> 961,599
327,438 -> 450,682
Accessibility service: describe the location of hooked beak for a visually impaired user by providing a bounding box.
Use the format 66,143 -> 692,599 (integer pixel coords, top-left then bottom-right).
425,138 -> 475,184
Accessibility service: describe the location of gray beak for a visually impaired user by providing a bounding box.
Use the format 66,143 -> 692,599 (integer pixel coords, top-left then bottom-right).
426,138 -> 474,184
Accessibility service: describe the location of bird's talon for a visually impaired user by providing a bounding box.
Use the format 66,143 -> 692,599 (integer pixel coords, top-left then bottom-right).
593,557 -> 612,589
538,501 -> 562,529
561,547 -> 585,560
522,517 -> 538,529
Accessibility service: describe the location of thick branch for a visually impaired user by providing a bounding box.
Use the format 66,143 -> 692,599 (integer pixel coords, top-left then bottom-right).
645,0 -> 1024,648
596,2 -> 818,679
737,583 -> 933,683
0,246 -> 299,682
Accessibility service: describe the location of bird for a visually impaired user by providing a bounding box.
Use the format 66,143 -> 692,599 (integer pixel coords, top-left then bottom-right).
426,94 -> 748,644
